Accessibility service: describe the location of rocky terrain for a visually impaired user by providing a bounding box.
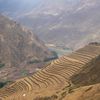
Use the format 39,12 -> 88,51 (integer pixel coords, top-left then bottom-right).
0,14 -> 57,82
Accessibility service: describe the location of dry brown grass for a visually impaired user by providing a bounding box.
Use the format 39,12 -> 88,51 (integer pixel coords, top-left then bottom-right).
0,44 -> 100,100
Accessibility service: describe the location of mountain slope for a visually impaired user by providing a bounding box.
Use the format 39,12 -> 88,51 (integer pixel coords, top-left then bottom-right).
71,51 -> 100,87
64,83 -> 100,100
0,43 -> 100,100
63,51 -> 100,100
0,14 -> 56,82
14,0 -> 100,49
0,0 -> 100,49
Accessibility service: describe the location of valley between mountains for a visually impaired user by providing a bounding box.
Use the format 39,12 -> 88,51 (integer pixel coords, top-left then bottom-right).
0,0 -> 100,100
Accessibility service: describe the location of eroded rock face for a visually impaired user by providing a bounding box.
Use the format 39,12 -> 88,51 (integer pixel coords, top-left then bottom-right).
0,14 -> 56,81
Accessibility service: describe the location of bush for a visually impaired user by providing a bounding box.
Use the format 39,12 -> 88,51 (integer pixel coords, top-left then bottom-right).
0,80 -> 13,89
0,63 -> 5,68
52,51 -> 58,58
21,70 -> 28,76
0,82 -> 6,88
44,51 -> 58,62
0,81 -> 8,88
28,59 -> 40,64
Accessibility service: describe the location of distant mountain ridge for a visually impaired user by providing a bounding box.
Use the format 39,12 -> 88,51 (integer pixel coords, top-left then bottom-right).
0,0 -> 100,49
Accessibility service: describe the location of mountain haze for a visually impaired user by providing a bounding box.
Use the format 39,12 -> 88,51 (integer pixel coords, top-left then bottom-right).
0,0 -> 99,49
0,1 -> 100,100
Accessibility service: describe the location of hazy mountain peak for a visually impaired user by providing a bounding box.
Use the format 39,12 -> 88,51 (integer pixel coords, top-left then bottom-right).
0,0 -> 100,50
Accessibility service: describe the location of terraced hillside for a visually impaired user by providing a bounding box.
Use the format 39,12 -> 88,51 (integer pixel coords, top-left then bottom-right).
0,43 -> 100,100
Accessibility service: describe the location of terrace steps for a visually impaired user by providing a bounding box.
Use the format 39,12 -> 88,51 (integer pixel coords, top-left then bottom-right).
0,44 -> 100,100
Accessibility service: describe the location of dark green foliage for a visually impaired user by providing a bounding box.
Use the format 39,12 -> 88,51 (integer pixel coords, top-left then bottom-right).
43,57 -> 55,62
0,82 -> 6,88
28,59 -> 40,64
0,81 -> 8,88
0,80 -> 13,89
52,51 -> 58,58
20,70 -> 28,76
0,63 -> 5,68
44,51 -> 58,62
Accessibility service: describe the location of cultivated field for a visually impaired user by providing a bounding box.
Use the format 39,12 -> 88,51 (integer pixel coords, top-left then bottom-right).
0,44 -> 100,100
